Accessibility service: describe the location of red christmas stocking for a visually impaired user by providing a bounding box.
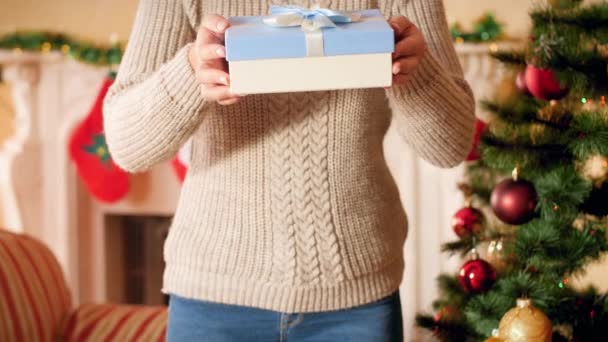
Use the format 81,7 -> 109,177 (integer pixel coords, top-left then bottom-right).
171,138 -> 192,183
68,76 -> 129,203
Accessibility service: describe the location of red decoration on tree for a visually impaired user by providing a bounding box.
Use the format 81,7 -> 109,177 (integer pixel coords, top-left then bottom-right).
452,207 -> 485,238
434,305 -> 463,322
459,256 -> 496,294
491,175 -> 538,225
524,65 -> 569,101
516,70 -> 531,95
68,76 -> 129,203
466,119 -> 488,162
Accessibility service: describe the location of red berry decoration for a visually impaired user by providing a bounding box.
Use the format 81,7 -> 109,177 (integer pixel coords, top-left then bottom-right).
452,207 -> 485,238
516,70 -> 531,95
459,257 -> 496,294
491,177 -> 538,225
525,65 -> 569,101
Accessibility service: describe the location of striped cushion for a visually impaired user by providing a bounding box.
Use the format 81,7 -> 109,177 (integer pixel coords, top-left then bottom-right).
0,229 -> 72,342
62,303 -> 167,342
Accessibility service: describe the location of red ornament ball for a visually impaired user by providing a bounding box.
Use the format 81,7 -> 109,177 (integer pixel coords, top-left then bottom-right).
459,258 -> 496,294
491,178 -> 538,225
525,65 -> 569,101
516,70 -> 531,95
452,207 -> 485,238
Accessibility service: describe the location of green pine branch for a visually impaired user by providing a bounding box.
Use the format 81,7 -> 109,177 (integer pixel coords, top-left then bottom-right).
490,50 -> 527,66
531,3 -> 608,32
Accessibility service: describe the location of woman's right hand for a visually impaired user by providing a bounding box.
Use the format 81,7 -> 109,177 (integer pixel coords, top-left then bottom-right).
189,14 -> 241,106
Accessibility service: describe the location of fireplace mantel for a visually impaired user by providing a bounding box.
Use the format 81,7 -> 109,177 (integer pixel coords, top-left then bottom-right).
0,51 -> 182,303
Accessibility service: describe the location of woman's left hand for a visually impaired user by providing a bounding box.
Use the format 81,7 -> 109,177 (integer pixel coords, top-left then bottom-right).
388,16 -> 427,86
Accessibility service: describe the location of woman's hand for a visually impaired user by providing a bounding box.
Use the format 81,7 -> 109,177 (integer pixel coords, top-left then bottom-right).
388,16 -> 427,87
189,14 -> 241,106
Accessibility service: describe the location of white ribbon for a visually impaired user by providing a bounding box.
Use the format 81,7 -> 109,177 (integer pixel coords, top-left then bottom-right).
263,5 -> 362,57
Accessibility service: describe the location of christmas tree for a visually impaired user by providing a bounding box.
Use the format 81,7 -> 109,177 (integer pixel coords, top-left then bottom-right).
416,1 -> 608,341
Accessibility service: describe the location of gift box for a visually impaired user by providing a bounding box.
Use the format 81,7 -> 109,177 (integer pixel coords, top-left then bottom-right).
225,6 -> 394,94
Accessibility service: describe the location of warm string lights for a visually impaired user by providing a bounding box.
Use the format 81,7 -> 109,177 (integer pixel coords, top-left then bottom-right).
581,95 -> 607,110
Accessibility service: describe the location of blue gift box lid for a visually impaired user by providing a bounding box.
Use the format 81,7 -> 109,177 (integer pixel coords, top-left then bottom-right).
225,9 -> 394,61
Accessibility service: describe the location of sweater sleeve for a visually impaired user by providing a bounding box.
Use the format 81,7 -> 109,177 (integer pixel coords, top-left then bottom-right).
103,0 -> 205,173
381,0 -> 475,168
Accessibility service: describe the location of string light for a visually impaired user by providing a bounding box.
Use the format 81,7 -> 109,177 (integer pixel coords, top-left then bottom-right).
489,43 -> 499,53
601,96 -> 606,106
41,42 -> 51,53
60,44 -> 70,54
581,97 -> 588,104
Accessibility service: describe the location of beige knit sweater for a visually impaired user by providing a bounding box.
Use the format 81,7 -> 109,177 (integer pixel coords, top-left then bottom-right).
103,0 -> 475,313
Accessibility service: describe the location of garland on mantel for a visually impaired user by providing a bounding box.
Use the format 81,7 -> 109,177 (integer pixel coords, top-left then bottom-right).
451,13 -> 504,43
0,14 -> 501,68
0,31 -> 123,66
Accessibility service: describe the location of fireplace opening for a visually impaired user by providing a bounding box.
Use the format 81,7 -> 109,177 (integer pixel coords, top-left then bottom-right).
105,214 -> 172,306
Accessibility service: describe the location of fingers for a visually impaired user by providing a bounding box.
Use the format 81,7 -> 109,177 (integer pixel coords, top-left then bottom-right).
394,34 -> 424,59
388,15 -> 415,40
201,84 -> 240,104
199,43 -> 226,60
392,56 -> 420,76
199,14 -> 231,43
217,97 -> 241,106
392,74 -> 409,86
197,68 -> 230,86
191,15 -> 239,105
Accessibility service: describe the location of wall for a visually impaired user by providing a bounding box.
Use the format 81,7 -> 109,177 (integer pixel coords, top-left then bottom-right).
0,0 -> 533,41
0,84 -> 13,145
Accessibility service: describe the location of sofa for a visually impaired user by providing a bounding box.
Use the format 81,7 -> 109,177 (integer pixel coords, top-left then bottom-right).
0,229 -> 168,341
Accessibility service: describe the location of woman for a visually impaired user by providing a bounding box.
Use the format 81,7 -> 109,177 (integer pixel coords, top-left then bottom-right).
103,0 -> 474,341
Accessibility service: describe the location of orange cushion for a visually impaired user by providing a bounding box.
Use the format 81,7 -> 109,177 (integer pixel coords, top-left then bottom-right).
62,303 -> 167,342
0,230 -> 72,342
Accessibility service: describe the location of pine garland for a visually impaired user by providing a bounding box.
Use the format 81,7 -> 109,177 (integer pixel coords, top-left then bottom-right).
0,31 -> 123,66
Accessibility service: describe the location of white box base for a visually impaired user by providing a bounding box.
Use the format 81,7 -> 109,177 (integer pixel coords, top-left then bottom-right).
228,53 -> 392,95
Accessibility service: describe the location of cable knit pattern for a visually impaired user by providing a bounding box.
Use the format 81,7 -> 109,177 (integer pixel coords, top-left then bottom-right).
103,0 -> 475,313
269,93 -> 298,285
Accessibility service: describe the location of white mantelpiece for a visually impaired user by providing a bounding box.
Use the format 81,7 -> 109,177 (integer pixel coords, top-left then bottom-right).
0,51 -> 182,304
0,43 -> 516,330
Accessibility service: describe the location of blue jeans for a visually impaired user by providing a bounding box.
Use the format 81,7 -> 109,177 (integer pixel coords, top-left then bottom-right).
166,291 -> 403,342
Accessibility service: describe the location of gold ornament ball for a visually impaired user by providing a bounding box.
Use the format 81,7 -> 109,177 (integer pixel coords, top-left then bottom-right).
495,76 -> 520,105
485,337 -> 504,342
499,299 -> 552,342
485,328 -> 503,342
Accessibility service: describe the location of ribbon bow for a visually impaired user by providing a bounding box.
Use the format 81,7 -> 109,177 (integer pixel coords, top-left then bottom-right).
264,5 -> 361,32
